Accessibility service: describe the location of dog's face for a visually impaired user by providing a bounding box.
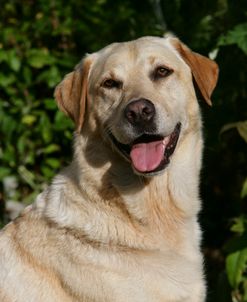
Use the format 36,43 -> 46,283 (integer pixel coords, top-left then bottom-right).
55,36 -> 218,176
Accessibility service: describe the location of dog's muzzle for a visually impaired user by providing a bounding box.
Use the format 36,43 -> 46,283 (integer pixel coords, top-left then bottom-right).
108,99 -> 181,176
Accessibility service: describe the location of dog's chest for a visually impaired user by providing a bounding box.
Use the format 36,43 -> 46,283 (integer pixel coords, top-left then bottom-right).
57,240 -> 202,302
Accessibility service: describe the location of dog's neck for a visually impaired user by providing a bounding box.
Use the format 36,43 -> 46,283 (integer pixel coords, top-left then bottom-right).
40,127 -> 203,252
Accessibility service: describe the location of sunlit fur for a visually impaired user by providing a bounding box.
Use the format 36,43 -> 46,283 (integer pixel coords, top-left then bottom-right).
0,36 -> 218,302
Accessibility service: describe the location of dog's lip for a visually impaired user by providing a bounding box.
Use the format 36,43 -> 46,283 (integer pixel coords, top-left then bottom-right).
108,123 -> 181,175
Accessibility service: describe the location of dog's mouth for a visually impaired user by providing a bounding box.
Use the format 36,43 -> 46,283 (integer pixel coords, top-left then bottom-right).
108,123 -> 181,175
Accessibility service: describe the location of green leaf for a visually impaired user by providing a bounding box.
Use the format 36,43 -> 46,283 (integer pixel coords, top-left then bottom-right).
7,50 -> 21,72
1,143 -> 16,167
230,217 -> 247,234
21,114 -> 37,125
42,144 -> 60,154
37,66 -> 61,87
226,249 -> 247,289
224,234 -> 247,255
1,114 -> 17,140
241,178 -> 247,199
24,150 -> 35,165
22,190 -> 40,205
18,165 -> 36,189
27,48 -> 55,69
17,135 -> 26,155
0,49 -> 7,62
43,99 -> 57,110
45,158 -> 60,169
218,23 -> 247,55
220,121 -> 247,143
244,280 -> 247,301
54,111 -> 73,131
0,167 -> 11,180
22,66 -> 32,85
39,113 -> 52,143
0,72 -> 16,87
41,165 -> 55,178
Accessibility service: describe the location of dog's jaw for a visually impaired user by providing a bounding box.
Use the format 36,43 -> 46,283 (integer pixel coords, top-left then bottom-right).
107,122 -> 181,177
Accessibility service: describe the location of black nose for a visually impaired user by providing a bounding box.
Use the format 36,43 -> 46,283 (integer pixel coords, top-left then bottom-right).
124,99 -> 155,126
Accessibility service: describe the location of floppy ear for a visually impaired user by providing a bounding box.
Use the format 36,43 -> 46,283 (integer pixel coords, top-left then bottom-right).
170,38 -> 219,106
54,56 -> 93,132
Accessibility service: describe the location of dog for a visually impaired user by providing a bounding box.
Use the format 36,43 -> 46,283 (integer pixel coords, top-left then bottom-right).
0,36 -> 218,302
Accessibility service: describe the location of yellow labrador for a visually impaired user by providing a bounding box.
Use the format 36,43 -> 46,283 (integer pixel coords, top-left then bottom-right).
0,36 -> 218,302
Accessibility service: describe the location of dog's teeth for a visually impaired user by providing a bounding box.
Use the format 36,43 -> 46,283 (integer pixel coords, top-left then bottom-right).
162,137 -> 170,146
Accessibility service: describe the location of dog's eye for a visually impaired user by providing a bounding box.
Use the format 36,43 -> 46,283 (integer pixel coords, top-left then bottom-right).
102,79 -> 121,89
154,66 -> 173,79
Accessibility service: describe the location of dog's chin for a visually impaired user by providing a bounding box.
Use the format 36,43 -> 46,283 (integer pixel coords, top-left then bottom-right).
108,123 -> 181,177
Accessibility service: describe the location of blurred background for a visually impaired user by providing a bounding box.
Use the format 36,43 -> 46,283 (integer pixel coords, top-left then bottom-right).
0,0 -> 247,301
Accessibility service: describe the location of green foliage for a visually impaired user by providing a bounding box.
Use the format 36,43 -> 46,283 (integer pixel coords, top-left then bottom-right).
0,0 -> 247,301
241,179 -> 247,199
0,0 -> 77,204
218,23 -> 247,55
221,121 -> 247,143
220,123 -> 247,301
226,249 -> 247,301
225,215 -> 247,301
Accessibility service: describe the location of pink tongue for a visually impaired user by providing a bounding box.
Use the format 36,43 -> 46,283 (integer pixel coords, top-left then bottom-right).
130,140 -> 165,172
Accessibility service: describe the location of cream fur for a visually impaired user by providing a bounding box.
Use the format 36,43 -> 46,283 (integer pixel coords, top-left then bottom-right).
0,36 -> 218,302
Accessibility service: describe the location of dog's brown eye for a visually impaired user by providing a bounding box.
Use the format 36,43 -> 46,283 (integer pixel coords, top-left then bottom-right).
155,66 -> 173,78
102,79 -> 121,89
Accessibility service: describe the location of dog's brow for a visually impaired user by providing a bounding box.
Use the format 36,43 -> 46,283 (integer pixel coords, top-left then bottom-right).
148,56 -> 157,65
101,69 -> 122,81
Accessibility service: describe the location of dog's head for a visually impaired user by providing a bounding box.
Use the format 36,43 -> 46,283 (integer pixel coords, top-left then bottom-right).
55,36 -> 218,176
